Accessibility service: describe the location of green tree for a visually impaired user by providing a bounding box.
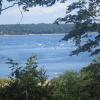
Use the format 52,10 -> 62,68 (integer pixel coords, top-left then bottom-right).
80,58 -> 100,100
51,71 -> 80,100
50,58 -> 100,100
0,55 -> 52,100
56,0 -> 100,56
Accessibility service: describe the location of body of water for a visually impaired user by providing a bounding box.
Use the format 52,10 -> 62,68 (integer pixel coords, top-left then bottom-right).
0,34 -> 94,78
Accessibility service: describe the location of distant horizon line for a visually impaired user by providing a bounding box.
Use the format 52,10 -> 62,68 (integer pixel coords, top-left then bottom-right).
0,23 -> 73,25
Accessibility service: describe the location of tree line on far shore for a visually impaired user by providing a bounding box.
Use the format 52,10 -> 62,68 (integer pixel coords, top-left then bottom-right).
0,24 -> 73,35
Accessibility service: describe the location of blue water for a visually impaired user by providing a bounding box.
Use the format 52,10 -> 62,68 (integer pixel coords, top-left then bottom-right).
0,34 -> 94,78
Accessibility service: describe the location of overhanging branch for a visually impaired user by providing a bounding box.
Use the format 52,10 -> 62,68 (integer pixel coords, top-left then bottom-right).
1,2 -> 18,11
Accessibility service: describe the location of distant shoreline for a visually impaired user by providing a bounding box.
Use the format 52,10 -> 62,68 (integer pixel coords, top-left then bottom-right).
0,24 -> 73,35
0,33 -> 66,36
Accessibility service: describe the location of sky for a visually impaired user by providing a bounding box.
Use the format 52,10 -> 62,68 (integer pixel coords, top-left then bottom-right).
0,2 -> 68,24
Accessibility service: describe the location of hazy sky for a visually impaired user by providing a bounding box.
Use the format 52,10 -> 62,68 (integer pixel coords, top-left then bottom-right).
0,2 -> 68,24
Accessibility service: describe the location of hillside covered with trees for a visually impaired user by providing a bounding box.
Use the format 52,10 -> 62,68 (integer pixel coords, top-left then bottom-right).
0,24 -> 73,35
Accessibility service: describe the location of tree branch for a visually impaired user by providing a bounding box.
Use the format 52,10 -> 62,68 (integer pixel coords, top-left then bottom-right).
1,2 -> 18,11
18,5 -> 23,24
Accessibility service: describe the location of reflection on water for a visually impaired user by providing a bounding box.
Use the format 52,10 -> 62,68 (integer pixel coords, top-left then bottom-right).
0,34 -> 94,78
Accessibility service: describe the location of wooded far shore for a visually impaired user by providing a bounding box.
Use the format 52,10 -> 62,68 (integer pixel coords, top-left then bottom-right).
0,24 -> 74,35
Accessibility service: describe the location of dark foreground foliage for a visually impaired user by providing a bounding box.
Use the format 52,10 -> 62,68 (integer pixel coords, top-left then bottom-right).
0,56 -> 100,100
0,55 -> 52,100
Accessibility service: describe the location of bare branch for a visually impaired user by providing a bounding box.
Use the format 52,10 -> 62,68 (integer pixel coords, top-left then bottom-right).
18,5 -> 23,24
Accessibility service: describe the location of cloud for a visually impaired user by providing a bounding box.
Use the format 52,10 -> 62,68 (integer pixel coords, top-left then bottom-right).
6,2 -> 66,16
0,2 -> 67,24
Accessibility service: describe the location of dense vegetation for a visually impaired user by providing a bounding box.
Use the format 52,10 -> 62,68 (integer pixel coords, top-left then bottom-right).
0,24 -> 73,35
0,56 -> 100,100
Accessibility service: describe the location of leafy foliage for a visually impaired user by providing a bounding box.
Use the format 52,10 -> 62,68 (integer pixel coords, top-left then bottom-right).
51,71 -> 80,100
80,57 -> 100,100
50,58 -> 100,100
0,57 -> 100,100
0,55 -> 52,100
0,0 -> 65,13
56,0 -> 100,56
